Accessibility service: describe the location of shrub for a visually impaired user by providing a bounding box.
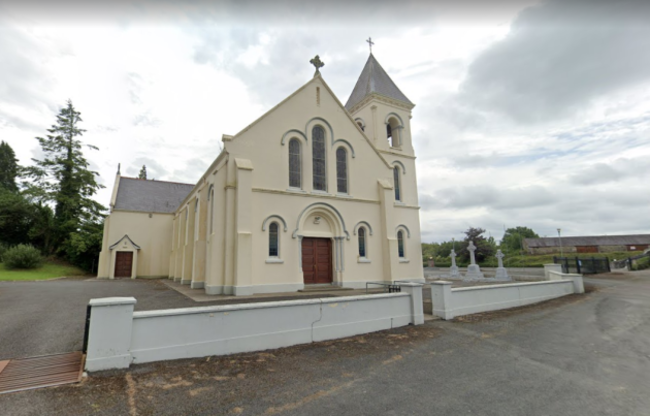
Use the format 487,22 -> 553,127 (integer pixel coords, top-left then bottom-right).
0,242 -> 9,262
3,244 -> 43,270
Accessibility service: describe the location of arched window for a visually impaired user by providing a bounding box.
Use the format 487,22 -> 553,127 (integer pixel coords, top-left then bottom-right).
336,147 -> 348,194
393,167 -> 401,201
312,126 -> 327,191
194,198 -> 200,241
358,227 -> 366,258
269,222 -> 279,257
397,230 -> 405,258
289,139 -> 301,188
208,186 -> 215,235
184,208 -> 189,244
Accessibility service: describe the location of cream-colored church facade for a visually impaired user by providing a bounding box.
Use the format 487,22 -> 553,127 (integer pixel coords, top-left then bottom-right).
97,53 -> 425,295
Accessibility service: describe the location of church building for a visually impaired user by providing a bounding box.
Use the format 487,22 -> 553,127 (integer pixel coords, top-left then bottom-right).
97,52 -> 425,295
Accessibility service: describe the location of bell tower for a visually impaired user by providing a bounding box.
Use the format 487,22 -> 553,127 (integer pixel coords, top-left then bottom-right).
345,53 -> 415,157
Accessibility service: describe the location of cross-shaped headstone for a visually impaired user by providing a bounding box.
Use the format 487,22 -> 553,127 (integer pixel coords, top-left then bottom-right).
496,249 -> 505,269
310,55 -> 324,76
467,240 -> 477,265
366,37 -> 375,53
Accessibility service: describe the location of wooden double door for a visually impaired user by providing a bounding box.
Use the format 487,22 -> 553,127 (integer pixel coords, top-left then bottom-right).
114,251 -> 133,278
301,238 -> 333,284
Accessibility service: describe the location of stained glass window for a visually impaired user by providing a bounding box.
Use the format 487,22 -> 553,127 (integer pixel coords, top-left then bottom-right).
358,227 -> 366,258
394,167 -> 401,201
269,222 -> 279,257
336,147 -> 347,194
398,230 -> 405,258
289,139 -> 301,188
312,126 -> 327,191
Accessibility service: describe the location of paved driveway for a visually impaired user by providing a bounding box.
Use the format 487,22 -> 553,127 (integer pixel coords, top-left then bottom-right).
0,278 -> 225,359
1,272 -> 649,415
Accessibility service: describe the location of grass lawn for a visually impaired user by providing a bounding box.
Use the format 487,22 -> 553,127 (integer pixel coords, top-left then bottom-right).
0,261 -> 87,281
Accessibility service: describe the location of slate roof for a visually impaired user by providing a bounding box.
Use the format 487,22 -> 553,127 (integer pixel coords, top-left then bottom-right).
113,177 -> 195,214
524,234 -> 650,248
345,53 -> 413,111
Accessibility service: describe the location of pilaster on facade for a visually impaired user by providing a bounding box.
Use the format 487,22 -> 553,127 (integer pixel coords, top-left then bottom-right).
233,158 -> 254,296
377,178 -> 398,282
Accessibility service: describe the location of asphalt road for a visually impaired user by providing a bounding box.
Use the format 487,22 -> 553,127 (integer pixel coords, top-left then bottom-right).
1,273 -> 649,415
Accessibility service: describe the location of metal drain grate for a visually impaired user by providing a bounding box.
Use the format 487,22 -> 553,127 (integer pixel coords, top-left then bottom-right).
0,352 -> 85,394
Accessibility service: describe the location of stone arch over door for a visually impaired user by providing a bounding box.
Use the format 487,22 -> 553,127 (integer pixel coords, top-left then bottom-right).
293,202 -> 350,285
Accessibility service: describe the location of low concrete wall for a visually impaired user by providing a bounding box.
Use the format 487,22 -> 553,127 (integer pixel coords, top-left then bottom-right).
430,276 -> 584,320
85,283 -> 424,372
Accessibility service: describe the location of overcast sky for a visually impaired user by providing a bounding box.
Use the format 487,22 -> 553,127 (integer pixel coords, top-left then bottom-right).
1,0 -> 649,243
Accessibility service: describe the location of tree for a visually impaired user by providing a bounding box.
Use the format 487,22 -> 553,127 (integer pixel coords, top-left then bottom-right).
0,188 -> 37,246
0,141 -> 19,192
138,165 -> 147,179
459,227 -> 495,263
24,100 -> 105,256
501,226 -> 539,254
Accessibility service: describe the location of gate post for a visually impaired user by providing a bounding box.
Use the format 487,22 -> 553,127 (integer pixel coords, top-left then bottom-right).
398,282 -> 424,325
430,281 -> 454,320
85,297 -> 137,372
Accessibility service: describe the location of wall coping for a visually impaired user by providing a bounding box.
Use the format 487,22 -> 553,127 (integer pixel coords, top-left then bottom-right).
451,280 -> 572,293
89,297 -> 137,307
133,292 -> 409,319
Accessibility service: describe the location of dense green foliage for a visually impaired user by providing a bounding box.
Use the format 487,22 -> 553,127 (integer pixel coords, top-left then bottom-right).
501,226 -> 539,254
632,255 -> 650,271
0,141 -> 19,192
3,244 -> 43,270
0,102 -> 106,272
24,100 -> 105,256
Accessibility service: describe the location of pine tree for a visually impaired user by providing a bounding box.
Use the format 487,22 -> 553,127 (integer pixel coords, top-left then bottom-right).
0,141 -> 19,192
138,165 -> 147,179
24,100 -> 105,253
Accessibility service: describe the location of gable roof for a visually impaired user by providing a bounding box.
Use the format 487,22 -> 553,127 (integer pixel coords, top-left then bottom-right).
525,234 -> 650,248
345,53 -> 413,111
113,177 -> 195,214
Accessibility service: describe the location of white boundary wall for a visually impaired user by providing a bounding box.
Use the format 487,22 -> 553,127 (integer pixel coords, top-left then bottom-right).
430,274 -> 584,320
85,283 -> 424,372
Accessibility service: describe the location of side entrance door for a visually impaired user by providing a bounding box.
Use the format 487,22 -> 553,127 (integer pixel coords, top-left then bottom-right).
301,238 -> 333,284
114,251 -> 133,278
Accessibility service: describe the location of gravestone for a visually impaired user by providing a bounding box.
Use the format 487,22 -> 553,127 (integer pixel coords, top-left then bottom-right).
494,249 -> 511,281
449,249 -> 460,278
464,240 -> 484,280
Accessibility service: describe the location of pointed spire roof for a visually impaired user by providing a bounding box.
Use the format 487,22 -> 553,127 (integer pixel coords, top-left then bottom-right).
345,53 -> 413,111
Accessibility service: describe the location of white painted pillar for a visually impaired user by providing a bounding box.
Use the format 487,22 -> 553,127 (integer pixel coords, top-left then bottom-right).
85,297 -> 137,372
430,281 -> 454,320
399,282 -> 424,325
567,274 -> 585,294
544,263 -> 562,280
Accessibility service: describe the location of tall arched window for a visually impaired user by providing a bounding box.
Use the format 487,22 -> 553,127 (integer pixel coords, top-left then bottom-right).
336,147 -> 348,194
312,126 -> 327,191
393,167 -> 401,201
208,186 -> 215,235
397,230 -> 405,258
194,198 -> 200,241
358,227 -> 366,258
289,139 -> 301,188
269,222 -> 279,257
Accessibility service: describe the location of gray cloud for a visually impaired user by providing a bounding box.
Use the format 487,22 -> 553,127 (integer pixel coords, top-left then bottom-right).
570,158 -> 650,185
458,0 -> 650,124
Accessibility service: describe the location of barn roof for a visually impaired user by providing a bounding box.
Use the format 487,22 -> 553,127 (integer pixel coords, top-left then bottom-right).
524,234 -> 650,248
113,177 -> 195,214
345,53 -> 413,111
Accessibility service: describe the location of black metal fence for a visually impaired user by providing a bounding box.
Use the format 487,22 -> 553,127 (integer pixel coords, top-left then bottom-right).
553,256 -> 611,274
